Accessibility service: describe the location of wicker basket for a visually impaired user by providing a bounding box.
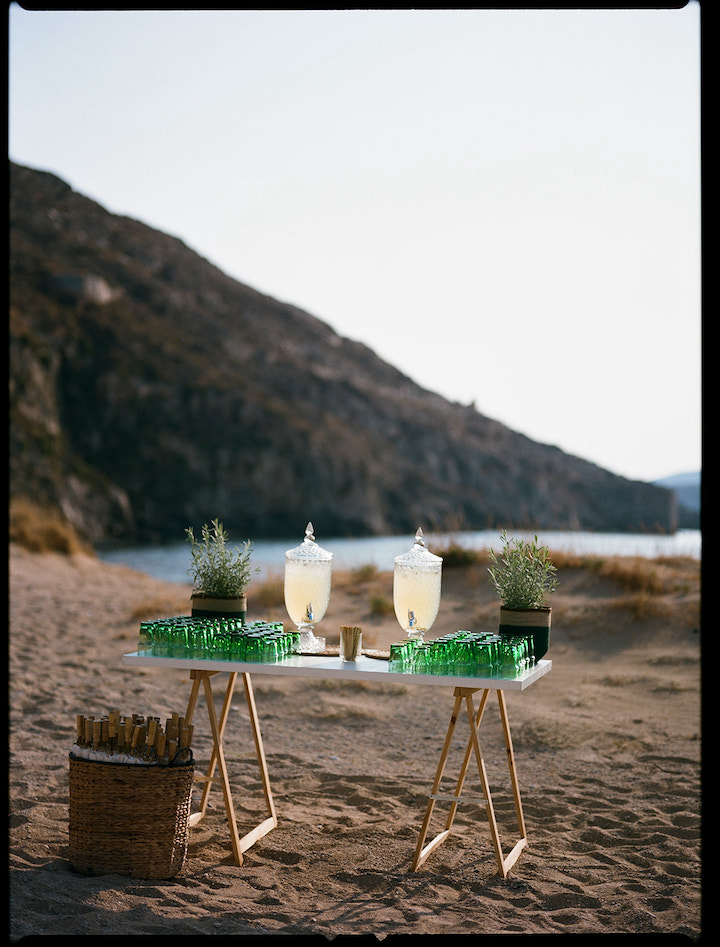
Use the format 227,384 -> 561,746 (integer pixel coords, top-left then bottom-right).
68,753 -> 194,879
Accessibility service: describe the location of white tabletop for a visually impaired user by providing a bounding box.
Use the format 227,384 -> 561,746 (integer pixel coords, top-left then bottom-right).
122,651 -> 552,692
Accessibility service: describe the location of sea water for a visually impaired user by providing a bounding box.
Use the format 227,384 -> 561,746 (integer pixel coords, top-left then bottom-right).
97,529 -> 701,586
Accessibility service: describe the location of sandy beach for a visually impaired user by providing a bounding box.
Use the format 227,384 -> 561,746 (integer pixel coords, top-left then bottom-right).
9,541 -> 701,940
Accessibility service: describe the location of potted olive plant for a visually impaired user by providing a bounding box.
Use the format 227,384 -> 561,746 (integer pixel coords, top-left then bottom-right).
487,531 -> 557,660
186,519 -> 258,622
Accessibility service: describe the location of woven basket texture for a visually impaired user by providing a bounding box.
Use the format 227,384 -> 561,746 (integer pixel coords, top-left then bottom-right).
68,754 -> 194,879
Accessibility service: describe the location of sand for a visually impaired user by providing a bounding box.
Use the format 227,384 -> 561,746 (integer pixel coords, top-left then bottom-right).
9,542 -> 702,940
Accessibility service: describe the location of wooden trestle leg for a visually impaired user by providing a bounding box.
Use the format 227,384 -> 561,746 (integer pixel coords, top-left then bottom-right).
183,670 -> 277,866
411,686 -> 528,877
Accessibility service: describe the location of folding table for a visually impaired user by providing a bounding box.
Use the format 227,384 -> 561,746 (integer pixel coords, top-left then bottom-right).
122,650 -> 551,877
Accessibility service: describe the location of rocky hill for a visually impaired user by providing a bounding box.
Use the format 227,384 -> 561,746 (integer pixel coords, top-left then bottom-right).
9,162 -> 677,545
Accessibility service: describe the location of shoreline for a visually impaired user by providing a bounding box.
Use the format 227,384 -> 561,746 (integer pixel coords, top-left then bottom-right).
94,528 -> 702,587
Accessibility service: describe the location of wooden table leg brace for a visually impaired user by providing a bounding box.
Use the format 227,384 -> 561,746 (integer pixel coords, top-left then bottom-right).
183,670 -> 277,866
411,686 -> 527,877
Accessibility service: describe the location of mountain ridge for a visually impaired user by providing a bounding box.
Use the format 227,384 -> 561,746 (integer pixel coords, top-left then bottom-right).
653,472 -> 700,523
9,161 -> 678,544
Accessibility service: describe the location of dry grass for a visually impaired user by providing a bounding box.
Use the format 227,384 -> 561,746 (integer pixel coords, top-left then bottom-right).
435,542 -> 699,593
598,557 -> 666,595
127,592 -> 191,622
251,576 -> 285,609
368,592 -> 394,615
432,541 -> 492,568
597,555 -> 699,597
606,592 -> 671,622
429,542 -> 701,626
9,497 -> 94,556
554,553 -> 700,625
11,504 -> 699,632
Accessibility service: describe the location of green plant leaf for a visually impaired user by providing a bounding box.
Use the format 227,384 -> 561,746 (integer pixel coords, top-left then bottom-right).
488,530 -> 557,609
185,518 -> 258,597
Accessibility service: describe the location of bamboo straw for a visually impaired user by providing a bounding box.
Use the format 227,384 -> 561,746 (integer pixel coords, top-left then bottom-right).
131,724 -> 143,753
72,710 -> 193,763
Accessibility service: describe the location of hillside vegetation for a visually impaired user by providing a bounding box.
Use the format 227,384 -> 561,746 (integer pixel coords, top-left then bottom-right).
9,162 -> 676,545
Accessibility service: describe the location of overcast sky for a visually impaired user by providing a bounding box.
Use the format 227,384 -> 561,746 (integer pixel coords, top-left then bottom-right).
9,5 -> 701,483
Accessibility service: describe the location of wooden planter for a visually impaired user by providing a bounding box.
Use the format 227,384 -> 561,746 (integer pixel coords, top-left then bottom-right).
191,592 -> 247,623
498,606 -> 551,660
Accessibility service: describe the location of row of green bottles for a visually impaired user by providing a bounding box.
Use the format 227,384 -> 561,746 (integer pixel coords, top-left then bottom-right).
388,630 -> 534,678
138,616 -> 297,662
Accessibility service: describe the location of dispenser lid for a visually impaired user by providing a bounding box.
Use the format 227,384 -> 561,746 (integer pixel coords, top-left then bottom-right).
394,527 -> 442,569
286,522 -> 333,561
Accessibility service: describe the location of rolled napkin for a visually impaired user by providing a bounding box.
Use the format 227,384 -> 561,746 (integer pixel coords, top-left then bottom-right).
70,744 -> 148,765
